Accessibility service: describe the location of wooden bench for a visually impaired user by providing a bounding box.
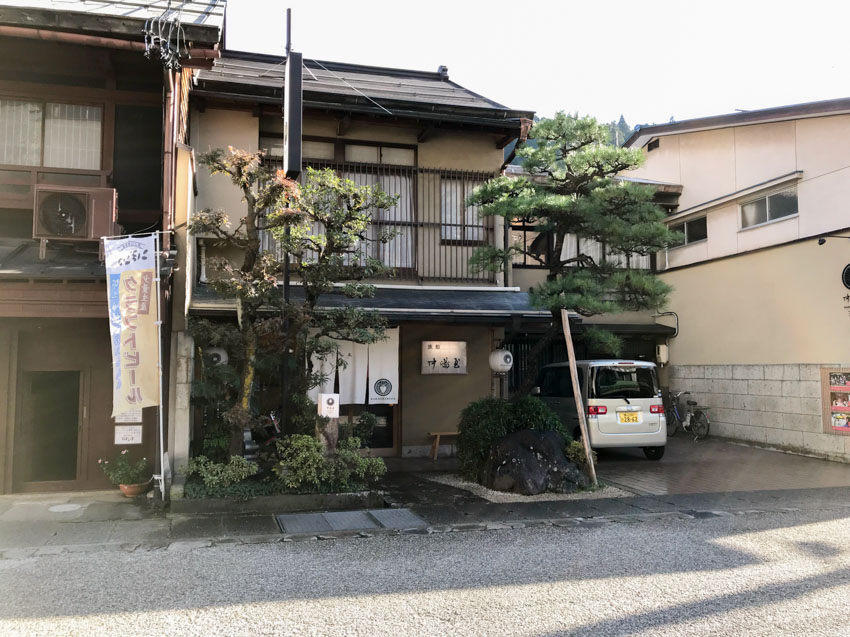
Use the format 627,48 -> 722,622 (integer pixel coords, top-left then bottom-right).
428,431 -> 459,460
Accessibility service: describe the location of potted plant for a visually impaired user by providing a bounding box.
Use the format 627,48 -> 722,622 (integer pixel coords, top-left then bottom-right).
99,449 -> 152,497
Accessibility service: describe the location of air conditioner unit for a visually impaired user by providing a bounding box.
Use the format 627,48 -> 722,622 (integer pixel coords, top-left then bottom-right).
33,184 -> 117,242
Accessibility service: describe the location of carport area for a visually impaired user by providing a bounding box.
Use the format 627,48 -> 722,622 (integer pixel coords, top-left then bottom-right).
597,436 -> 850,495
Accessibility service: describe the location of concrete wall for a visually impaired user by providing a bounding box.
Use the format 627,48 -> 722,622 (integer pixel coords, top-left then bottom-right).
658,239 -> 849,366
668,363 -> 849,462
400,323 -> 497,456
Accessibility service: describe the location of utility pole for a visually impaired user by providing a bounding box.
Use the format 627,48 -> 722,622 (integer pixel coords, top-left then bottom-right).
280,7 -> 302,433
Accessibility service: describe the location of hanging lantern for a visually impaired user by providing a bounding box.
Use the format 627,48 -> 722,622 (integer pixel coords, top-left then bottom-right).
489,348 -> 514,374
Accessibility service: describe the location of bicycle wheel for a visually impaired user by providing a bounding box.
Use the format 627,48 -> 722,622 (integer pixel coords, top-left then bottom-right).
692,411 -> 710,440
666,407 -> 679,437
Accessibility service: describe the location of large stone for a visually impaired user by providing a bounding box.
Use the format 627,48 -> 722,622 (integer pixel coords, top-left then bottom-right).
479,430 -> 590,496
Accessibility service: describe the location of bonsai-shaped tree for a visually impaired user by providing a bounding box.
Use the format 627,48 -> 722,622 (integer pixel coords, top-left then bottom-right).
188,148 -> 396,450
467,113 -> 680,395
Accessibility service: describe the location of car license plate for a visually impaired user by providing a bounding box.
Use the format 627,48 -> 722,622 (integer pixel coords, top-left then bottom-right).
618,412 -> 639,424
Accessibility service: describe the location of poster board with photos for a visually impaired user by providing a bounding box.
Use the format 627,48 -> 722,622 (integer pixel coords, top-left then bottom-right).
822,367 -> 850,434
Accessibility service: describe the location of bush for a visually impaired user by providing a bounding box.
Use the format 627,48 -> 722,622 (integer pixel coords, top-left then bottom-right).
274,434 -> 328,491
339,412 -> 378,448
182,455 -> 259,489
457,396 -> 568,478
566,439 -> 596,470
99,449 -> 151,486
328,437 -> 387,490
274,434 -> 386,493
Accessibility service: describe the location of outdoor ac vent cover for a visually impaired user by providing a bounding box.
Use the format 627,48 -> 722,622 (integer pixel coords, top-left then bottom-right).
33,185 -> 118,242
37,192 -> 89,238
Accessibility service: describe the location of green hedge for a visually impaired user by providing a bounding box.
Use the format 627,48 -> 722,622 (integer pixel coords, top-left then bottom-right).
457,396 -> 567,478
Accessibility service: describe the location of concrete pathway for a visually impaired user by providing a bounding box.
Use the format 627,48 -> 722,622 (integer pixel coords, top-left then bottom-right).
596,436 -> 850,495
2,438 -> 850,559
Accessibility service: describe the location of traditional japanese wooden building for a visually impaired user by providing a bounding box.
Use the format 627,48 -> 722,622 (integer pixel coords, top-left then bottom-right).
0,1 -> 223,493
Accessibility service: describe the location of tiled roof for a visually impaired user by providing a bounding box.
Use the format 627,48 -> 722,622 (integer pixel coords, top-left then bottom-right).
194,51 -> 535,127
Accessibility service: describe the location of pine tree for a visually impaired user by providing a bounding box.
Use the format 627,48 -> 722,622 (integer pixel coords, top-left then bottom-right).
468,112 -> 680,395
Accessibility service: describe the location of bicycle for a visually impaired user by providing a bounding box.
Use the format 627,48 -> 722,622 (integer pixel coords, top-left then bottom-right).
665,391 -> 710,440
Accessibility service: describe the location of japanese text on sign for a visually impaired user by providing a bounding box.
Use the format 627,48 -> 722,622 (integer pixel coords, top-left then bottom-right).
421,341 -> 467,375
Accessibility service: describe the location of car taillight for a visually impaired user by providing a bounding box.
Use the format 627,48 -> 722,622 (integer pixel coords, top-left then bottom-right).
650,405 -> 663,414
588,405 -> 607,415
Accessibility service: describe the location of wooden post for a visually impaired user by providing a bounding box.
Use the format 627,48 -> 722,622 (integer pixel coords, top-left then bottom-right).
560,308 -> 598,487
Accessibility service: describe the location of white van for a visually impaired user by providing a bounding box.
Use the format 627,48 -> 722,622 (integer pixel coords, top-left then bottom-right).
532,360 -> 666,460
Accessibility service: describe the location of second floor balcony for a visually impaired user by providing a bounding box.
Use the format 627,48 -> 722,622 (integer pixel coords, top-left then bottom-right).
259,159 -> 501,285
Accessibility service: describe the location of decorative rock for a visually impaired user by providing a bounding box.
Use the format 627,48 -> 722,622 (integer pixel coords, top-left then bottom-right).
479,429 -> 590,495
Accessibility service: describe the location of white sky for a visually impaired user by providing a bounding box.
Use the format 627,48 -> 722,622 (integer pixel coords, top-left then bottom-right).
225,0 -> 850,127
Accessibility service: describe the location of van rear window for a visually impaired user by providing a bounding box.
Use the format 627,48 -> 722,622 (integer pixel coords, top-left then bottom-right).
592,367 -> 658,399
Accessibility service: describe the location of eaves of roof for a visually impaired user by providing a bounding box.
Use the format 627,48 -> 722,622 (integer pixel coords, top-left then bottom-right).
625,96 -> 850,149
0,1 -> 224,46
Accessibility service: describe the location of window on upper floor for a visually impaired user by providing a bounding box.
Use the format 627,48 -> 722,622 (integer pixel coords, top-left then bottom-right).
0,99 -> 102,170
511,223 -> 549,268
441,176 -> 486,244
560,233 -> 651,269
740,188 -> 797,229
669,216 -> 707,247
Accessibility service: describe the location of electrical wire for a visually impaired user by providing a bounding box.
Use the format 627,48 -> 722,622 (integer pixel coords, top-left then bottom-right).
308,59 -> 393,115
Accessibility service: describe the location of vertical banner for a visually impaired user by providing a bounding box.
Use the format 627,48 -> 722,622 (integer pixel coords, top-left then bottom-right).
368,327 -> 399,405
105,236 -> 160,417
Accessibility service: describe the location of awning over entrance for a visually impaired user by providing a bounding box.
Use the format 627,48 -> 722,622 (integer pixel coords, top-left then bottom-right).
190,284 -> 555,324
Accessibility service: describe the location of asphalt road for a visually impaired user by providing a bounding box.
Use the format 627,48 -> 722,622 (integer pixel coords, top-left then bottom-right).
3,508 -> 850,636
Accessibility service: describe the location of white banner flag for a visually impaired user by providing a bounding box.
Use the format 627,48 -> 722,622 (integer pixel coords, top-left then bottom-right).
105,235 -> 159,417
368,327 -> 399,405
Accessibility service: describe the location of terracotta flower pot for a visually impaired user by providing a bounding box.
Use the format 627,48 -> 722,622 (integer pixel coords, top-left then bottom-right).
119,479 -> 153,498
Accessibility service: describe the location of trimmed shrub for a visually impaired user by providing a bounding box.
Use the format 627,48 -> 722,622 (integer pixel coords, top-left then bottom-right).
457,396 -> 568,478
274,434 -> 387,493
182,455 -> 259,489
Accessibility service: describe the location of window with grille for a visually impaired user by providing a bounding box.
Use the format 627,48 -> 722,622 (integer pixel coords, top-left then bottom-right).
560,233 -> 651,269
440,176 -> 485,243
0,99 -> 102,170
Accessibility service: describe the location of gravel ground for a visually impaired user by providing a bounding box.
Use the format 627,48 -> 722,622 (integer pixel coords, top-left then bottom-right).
3,508 -> 850,636
418,471 -> 631,502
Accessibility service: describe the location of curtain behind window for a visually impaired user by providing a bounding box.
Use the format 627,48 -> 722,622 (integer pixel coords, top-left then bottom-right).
0,100 -> 42,166
43,103 -> 102,170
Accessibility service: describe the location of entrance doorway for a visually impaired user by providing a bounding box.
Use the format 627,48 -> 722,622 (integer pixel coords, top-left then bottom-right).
15,370 -> 83,489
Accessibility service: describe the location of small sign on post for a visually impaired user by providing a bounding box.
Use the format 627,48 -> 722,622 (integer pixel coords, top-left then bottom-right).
317,393 -> 340,454
318,393 -> 340,419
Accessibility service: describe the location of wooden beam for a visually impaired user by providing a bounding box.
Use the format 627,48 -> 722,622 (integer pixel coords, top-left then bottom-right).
496,134 -> 516,149
560,308 -> 598,487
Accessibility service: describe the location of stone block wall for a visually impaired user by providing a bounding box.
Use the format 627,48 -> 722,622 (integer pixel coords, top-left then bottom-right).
667,363 -> 849,462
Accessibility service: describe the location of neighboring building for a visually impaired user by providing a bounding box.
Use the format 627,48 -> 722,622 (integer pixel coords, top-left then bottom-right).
169,50 -> 539,481
623,98 -> 850,461
0,1 -> 223,493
